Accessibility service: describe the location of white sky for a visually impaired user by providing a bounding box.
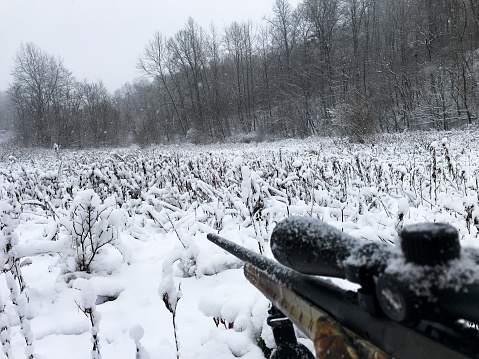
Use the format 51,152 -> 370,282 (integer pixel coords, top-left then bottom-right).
0,0 -> 300,93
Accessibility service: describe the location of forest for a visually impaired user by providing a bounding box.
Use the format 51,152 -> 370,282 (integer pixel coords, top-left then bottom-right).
1,0 -> 479,147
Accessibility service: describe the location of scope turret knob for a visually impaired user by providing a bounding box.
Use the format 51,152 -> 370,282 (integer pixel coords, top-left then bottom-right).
376,274 -> 422,323
400,223 -> 460,266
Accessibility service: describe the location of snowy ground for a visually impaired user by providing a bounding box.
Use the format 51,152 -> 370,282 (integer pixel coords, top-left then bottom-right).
1,129 -> 479,358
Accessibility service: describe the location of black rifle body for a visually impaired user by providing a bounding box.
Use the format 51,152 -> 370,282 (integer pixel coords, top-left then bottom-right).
207,233 -> 478,359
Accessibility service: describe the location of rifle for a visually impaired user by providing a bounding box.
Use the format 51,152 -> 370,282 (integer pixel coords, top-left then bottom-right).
207,217 -> 479,359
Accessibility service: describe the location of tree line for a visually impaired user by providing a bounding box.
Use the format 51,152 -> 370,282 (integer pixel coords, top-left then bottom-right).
5,0 -> 479,147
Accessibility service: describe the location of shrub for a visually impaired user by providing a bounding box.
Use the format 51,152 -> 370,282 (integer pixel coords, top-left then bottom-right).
329,99 -> 377,143
62,189 -> 121,273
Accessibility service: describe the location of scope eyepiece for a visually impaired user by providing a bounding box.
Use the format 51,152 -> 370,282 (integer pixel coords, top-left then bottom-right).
271,217 -> 392,282
270,216 -> 356,278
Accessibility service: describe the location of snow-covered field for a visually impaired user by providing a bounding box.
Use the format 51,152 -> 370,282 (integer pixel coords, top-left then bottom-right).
1,129 -> 479,358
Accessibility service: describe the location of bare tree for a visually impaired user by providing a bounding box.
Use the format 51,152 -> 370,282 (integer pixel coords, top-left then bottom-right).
224,21 -> 259,134
9,43 -> 74,147
168,18 -> 210,140
138,32 -> 188,137
0,92 -> 14,132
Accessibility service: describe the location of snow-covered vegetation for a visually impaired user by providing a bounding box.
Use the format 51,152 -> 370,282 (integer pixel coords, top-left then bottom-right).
1,129 -> 479,358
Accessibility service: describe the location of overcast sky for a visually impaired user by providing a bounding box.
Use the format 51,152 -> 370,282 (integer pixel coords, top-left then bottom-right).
0,0 -> 301,93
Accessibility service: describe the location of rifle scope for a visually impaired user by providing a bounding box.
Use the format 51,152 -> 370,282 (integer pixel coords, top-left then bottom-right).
270,217 -> 479,325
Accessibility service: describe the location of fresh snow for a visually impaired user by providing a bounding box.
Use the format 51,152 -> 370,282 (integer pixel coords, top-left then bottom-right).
0,130 -> 479,358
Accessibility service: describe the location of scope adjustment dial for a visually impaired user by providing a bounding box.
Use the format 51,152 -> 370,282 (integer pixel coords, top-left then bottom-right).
400,223 -> 460,265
